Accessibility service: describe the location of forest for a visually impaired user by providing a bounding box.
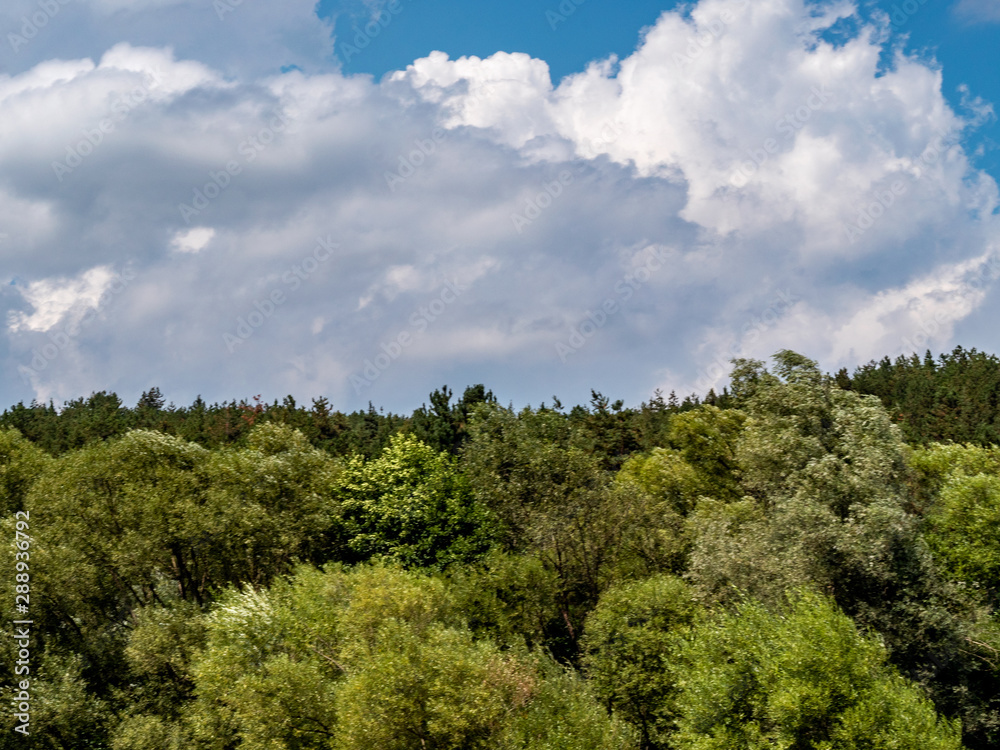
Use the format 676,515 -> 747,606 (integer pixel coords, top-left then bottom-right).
2,346 -> 1000,749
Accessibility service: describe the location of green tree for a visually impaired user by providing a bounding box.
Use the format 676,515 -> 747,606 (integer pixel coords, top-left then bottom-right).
447,550 -> 563,651
581,575 -> 698,749
616,404 -> 746,517
0,427 -> 51,515
666,405 -> 746,502
334,622 -> 534,750
688,352 -> 1000,748
337,433 -> 496,568
616,448 -> 705,517
568,391 -> 641,471
463,404 -> 642,654
185,578 -> 340,750
409,384 -> 496,454
672,591 -> 963,750
733,350 -> 909,515
114,599 -> 208,740
198,422 -> 344,586
489,662 -> 639,750
908,442 -> 1000,509
184,563 -> 630,750
913,443 -> 1000,605
850,347 -> 1000,445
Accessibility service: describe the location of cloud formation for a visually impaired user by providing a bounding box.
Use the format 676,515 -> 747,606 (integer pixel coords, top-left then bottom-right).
955,0 -> 1000,24
0,0 -> 335,79
1,0 -> 998,412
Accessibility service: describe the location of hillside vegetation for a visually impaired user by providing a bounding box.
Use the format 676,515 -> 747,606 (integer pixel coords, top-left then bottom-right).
2,349 -> 1000,749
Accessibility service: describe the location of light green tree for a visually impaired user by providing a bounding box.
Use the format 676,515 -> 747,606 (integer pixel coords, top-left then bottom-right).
489,662 -> 639,750
672,591 -> 964,750
183,562 -> 634,750
911,443 -> 1000,605
0,427 -> 51,515
617,448 -> 704,517
336,432 -> 495,568
334,622 -> 534,750
733,350 -> 909,515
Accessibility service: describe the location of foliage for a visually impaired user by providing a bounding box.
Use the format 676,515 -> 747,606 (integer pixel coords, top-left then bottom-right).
927,474 -> 1000,603
0,426 -> 51,515
911,443 -> 1000,606
4,357 -> 1000,748
26,424 -> 341,619
671,591 -> 964,750
446,550 -> 563,650
182,563 -> 628,750
690,353 -> 1000,748
847,346 -> 1000,445
488,662 -> 640,750
337,433 -> 496,568
733,350 -> 910,514
616,405 -> 746,516
581,575 -> 698,750
462,404 -> 648,655
408,384 -> 496,454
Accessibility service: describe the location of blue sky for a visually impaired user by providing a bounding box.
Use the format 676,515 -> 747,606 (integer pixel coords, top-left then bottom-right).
1,0 -> 999,414
323,1 -> 669,82
323,0 -> 1000,182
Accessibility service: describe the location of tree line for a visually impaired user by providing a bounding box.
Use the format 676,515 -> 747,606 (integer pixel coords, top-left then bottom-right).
1,348 -> 999,749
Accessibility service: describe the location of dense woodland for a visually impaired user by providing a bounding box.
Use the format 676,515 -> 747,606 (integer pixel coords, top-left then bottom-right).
2,347 -> 1000,749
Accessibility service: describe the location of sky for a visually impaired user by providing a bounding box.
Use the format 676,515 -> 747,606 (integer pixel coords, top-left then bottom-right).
1,0 -> 999,414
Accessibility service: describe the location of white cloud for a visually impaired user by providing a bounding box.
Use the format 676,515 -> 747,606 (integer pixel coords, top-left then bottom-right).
8,266 -> 116,334
393,0 -> 969,252
691,248 -> 1000,394
955,0 -> 1000,23
170,227 -> 215,254
0,0 -> 998,411
829,249 -> 1000,361
0,0 -> 336,80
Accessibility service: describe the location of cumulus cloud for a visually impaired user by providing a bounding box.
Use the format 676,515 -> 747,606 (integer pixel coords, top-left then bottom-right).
690,246 -> 1000,391
7,265 -> 116,334
0,0 -> 335,79
0,0 -> 998,411
393,0 -> 973,251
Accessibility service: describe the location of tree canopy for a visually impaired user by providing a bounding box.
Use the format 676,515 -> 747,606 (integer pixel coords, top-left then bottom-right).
3,352 -> 1000,749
